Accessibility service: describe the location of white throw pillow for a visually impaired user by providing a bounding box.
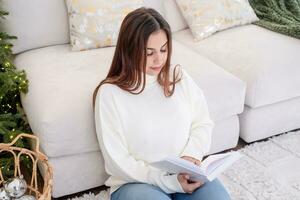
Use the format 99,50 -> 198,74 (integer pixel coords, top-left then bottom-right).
163,0 -> 188,33
175,0 -> 259,41
65,0 -> 143,51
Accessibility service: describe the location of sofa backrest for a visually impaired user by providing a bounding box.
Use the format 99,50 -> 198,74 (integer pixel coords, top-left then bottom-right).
2,0 -> 70,54
2,0 -> 166,54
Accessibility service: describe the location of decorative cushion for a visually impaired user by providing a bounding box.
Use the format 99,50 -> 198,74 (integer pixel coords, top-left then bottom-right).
175,0 -> 259,41
65,0 -> 143,51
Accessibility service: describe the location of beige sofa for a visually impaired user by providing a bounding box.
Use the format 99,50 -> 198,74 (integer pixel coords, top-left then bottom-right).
3,0 -> 299,198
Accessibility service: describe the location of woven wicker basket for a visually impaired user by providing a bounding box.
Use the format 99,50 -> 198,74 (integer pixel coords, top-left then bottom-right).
0,133 -> 53,200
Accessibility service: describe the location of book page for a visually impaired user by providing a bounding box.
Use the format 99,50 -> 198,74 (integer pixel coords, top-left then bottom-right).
205,156 -> 231,175
205,152 -> 242,180
150,151 -> 241,182
201,154 -> 232,173
151,157 -> 205,175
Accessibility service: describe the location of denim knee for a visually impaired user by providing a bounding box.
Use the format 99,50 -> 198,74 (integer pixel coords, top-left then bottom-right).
172,179 -> 230,200
111,183 -> 172,200
196,179 -> 230,200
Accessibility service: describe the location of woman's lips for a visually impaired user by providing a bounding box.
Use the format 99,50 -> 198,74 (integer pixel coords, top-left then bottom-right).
150,66 -> 162,71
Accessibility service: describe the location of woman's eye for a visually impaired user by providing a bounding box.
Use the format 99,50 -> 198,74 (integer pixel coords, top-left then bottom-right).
161,49 -> 167,53
147,52 -> 153,56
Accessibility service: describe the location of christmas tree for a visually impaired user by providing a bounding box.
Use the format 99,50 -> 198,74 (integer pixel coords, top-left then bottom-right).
0,9 -> 31,177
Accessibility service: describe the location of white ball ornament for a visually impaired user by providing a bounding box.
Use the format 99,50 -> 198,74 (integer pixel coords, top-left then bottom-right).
4,175 -> 27,198
0,187 -> 11,200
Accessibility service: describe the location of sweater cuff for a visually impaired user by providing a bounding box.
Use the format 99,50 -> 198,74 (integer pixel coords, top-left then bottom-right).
164,173 -> 185,193
148,170 -> 185,194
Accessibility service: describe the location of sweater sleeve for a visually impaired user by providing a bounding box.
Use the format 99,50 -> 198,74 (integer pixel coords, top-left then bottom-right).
94,85 -> 184,194
180,69 -> 215,161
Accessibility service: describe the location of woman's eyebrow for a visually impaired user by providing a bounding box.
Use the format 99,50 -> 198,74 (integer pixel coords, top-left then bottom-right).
147,41 -> 168,50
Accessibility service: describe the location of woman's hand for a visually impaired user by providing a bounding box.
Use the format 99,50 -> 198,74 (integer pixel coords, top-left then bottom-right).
177,173 -> 203,193
181,156 -> 201,166
178,156 -> 202,193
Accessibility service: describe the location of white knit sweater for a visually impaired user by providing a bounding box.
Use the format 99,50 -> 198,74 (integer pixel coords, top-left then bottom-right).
94,67 -> 214,195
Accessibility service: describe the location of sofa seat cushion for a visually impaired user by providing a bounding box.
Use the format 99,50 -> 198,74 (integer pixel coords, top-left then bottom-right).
173,25 -> 300,108
15,40 -> 245,158
239,96 -> 300,142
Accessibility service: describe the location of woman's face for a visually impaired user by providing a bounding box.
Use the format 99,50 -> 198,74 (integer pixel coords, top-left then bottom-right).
145,30 -> 168,76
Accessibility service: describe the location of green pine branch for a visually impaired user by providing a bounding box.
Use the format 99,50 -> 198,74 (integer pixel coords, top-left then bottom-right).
0,7 -> 31,178
0,10 -> 8,18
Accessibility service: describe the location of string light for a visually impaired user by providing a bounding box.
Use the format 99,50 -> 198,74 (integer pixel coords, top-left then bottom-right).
0,24 -> 31,179
4,61 -> 10,67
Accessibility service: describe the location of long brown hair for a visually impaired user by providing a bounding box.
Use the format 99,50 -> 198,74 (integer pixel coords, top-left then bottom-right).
93,7 -> 181,107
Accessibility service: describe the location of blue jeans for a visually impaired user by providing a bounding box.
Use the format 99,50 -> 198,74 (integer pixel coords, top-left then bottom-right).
111,179 -> 231,200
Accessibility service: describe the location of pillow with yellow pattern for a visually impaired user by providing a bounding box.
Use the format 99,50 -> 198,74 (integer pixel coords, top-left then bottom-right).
65,0 -> 143,51
175,0 -> 259,41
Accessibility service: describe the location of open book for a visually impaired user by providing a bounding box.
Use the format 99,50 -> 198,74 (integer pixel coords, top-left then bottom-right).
150,151 -> 242,182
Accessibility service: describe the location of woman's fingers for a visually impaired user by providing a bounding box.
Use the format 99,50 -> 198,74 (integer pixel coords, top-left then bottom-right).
181,156 -> 201,166
194,159 -> 201,165
178,173 -> 189,181
186,181 -> 203,193
177,173 -> 203,193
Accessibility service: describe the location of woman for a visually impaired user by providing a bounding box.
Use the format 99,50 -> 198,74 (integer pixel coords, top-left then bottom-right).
93,7 -> 230,200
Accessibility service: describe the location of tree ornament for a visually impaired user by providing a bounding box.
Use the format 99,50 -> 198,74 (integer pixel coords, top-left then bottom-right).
4,175 -> 27,198
0,187 -> 11,200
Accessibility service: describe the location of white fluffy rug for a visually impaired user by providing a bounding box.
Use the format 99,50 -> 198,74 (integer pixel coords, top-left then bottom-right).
69,130 -> 300,200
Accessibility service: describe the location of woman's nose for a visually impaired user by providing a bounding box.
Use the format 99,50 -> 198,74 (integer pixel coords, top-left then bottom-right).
154,53 -> 162,64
